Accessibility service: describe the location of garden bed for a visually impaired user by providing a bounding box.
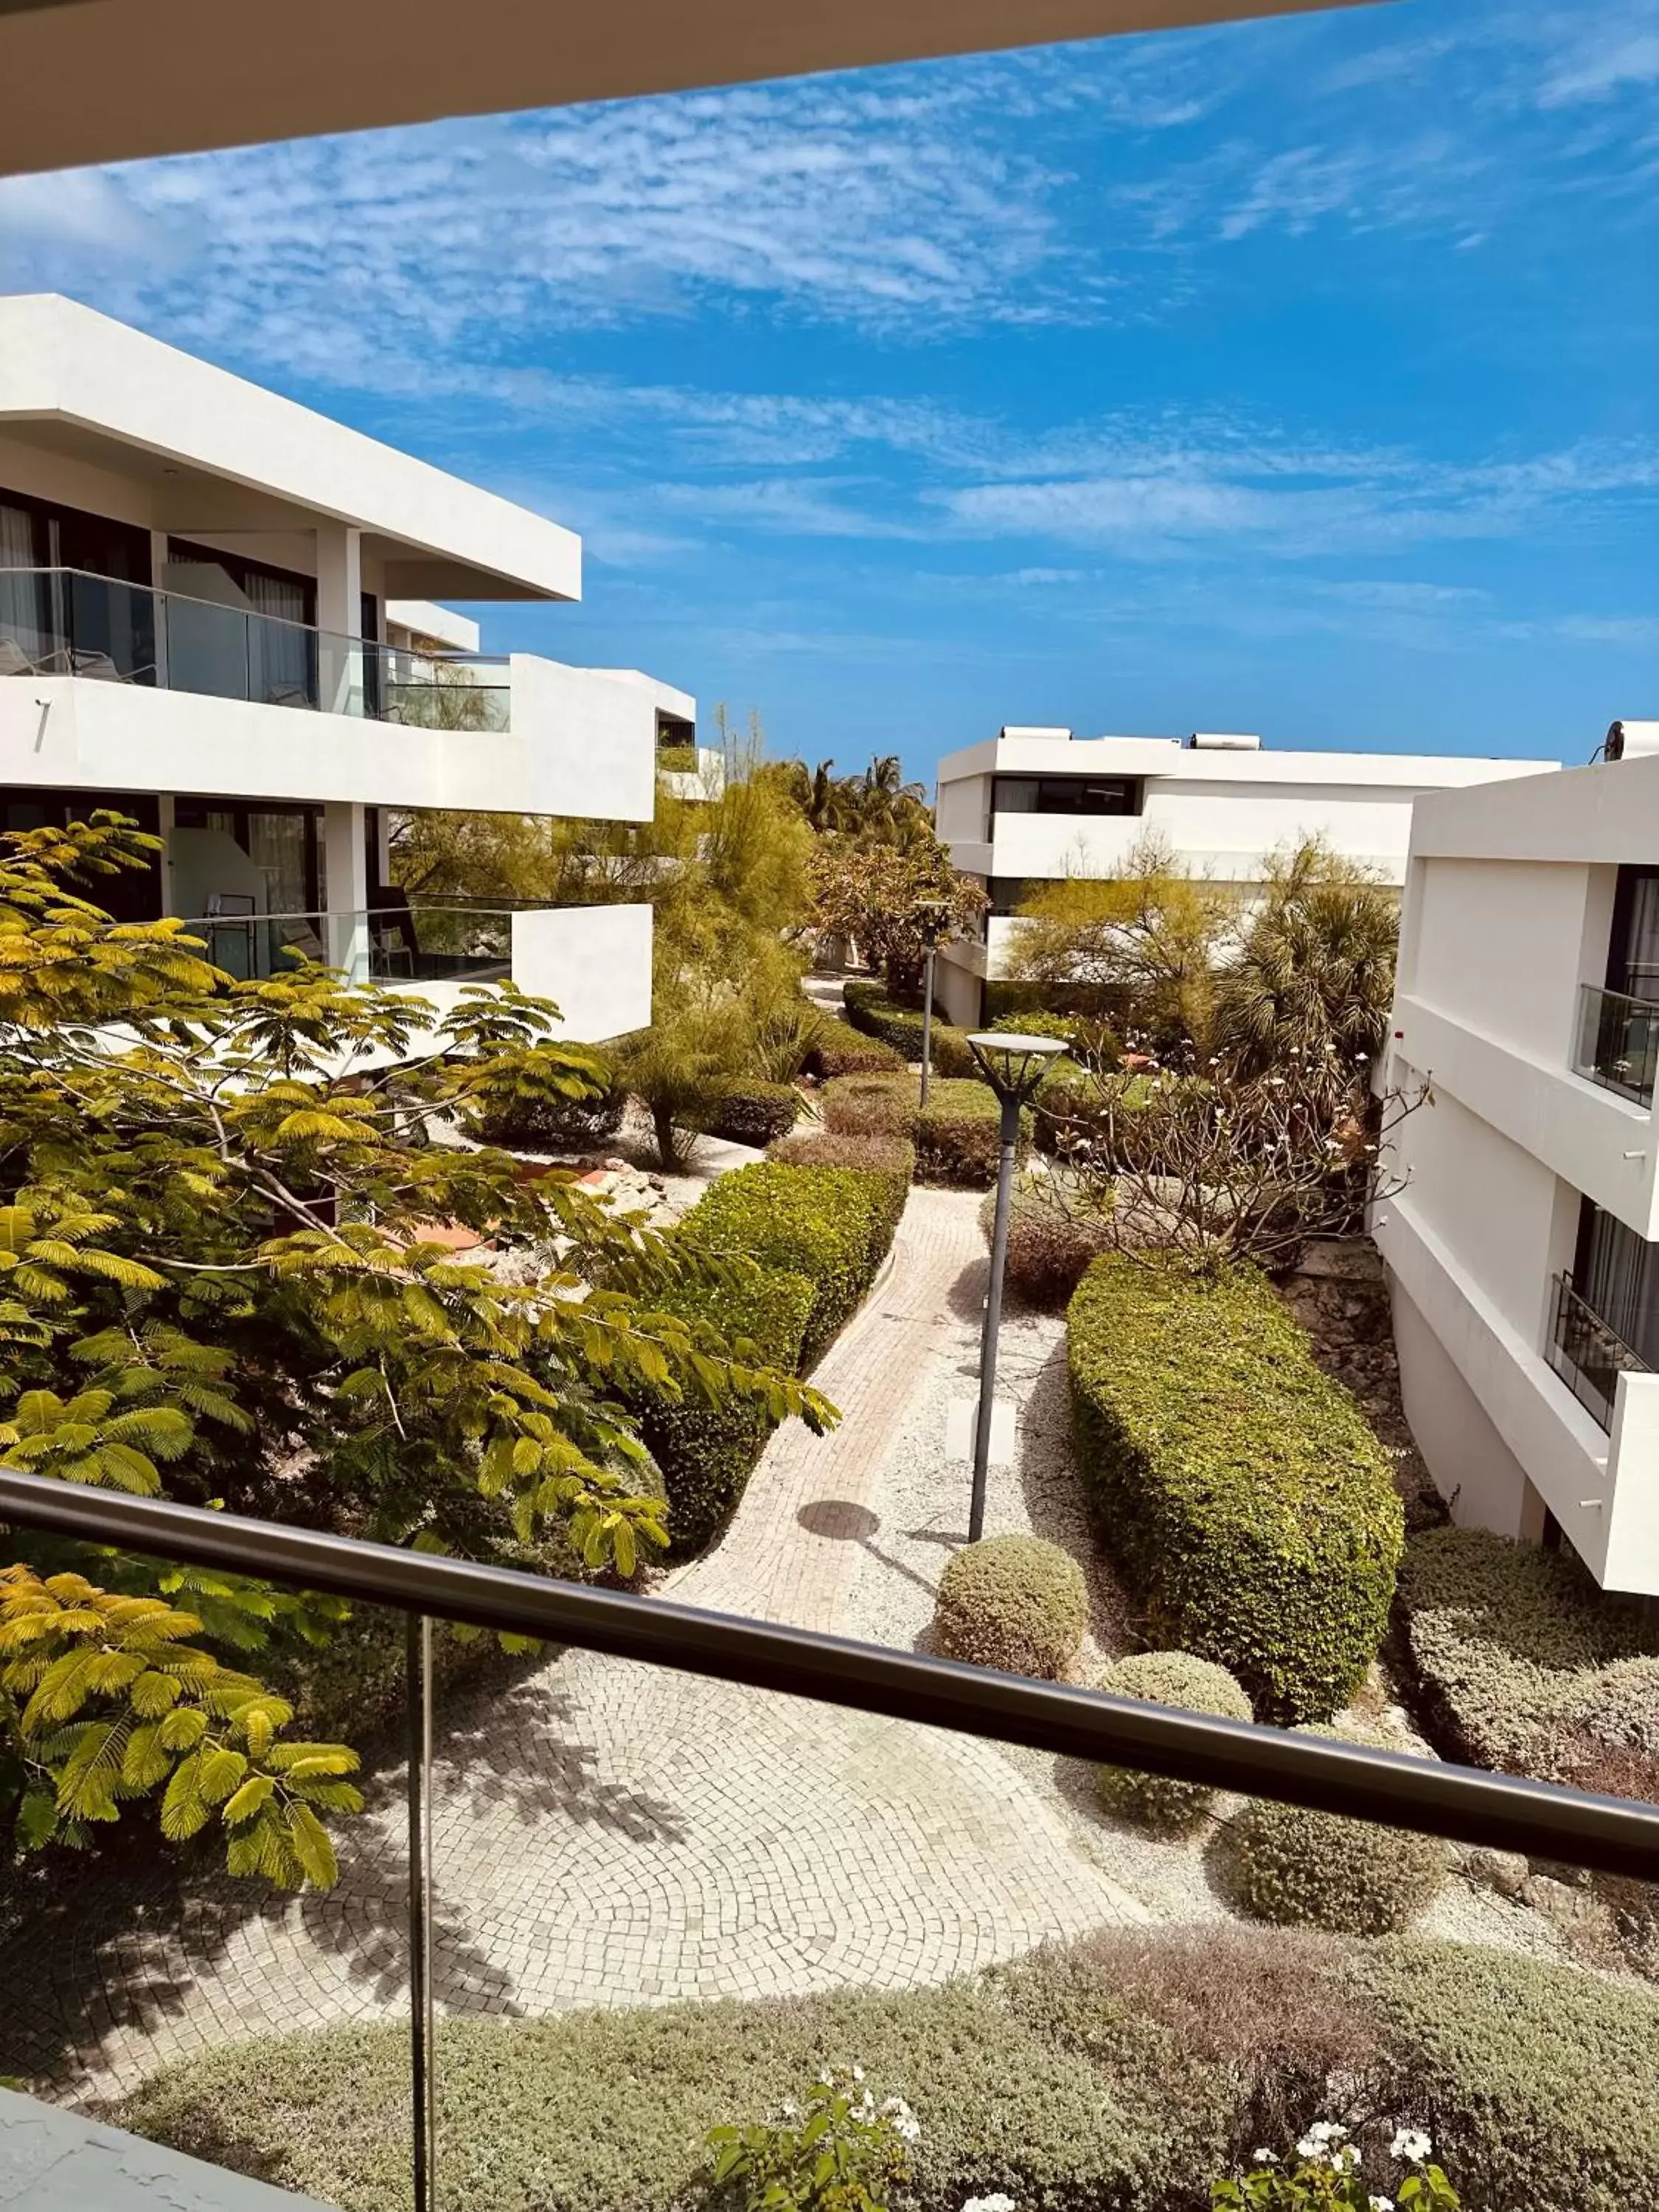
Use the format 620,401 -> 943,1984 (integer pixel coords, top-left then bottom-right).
122,1926 -> 1659,2212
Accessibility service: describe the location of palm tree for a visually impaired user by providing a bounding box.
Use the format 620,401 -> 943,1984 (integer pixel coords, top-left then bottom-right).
1214,840 -> 1398,1080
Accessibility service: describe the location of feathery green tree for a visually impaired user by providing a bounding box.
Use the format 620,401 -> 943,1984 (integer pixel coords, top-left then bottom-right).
0,813 -> 830,1884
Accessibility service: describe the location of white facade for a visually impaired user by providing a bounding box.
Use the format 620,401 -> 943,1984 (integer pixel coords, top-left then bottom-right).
931,726 -> 1554,1029
1377,748 -> 1659,1596
0,293 -> 688,1043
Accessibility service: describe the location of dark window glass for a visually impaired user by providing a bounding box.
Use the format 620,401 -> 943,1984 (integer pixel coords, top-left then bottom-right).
988,877 -> 1029,917
1608,868 -> 1659,1001
993,773 -> 1139,818
1574,1196 -> 1659,1366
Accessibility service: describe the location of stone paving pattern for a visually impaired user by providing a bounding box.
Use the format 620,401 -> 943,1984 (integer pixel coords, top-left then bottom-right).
7,1184 -> 1141,2104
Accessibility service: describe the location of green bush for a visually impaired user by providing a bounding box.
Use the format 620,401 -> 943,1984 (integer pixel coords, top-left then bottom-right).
122,1975 -> 1224,2212
1230,1728 -> 1450,1935
841,977 -> 888,1016
822,1076 -> 1027,1187
931,1534 -> 1088,1679
1394,1524 -> 1659,1781
695,1079 -> 801,1148
1362,1939 -> 1659,2212
121,1930 -> 1659,2212
769,1130 -> 917,1183
677,1161 -> 900,1370
807,1022 -> 907,1078
625,1260 -> 816,1554
978,1178 -> 1116,1307
657,742 -> 698,773
473,1049 -> 627,1150
1094,1650 -> 1251,1835
1034,1070 -> 1163,1160
841,987 -> 974,1075
1067,1253 -> 1403,1723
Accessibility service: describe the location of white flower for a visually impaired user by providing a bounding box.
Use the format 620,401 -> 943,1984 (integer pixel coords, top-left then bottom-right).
1391,2129 -> 1432,2166
894,2113 -> 922,2143
818,2068 -> 834,2087
961,2197 -> 1015,2212
779,2098 -> 801,2122
852,2065 -> 865,2082
1252,2149 -> 1281,2165
1371,2197 -> 1394,2211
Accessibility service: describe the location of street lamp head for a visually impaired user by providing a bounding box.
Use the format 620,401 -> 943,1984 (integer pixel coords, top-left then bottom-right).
966,1030 -> 1065,1104
914,897 -> 950,947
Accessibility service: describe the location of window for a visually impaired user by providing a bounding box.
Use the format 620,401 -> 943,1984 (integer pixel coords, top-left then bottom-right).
1573,1197 -> 1659,1366
992,773 -> 1140,818
987,877 -> 1030,918
1607,868 -> 1659,1001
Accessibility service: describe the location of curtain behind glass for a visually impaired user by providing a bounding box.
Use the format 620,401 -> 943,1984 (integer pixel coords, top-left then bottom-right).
0,501 -> 53,672
243,570 -> 316,709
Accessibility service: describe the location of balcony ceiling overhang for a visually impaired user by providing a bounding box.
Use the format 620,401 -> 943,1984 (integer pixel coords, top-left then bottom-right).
0,296 -> 580,602
1,0 -> 1384,178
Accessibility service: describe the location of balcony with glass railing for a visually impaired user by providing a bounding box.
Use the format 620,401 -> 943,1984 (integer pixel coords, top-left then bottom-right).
1546,1268 -> 1652,1430
178,900 -> 516,985
0,565 -> 509,729
1573,980 -> 1659,1109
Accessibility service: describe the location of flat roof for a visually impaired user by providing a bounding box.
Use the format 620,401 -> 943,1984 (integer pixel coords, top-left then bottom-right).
0,295 -> 580,604
938,732 -> 1559,790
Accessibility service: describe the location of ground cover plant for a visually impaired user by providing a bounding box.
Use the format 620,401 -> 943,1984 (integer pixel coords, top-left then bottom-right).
930,1534 -> 1087,1679
1068,1254 -> 1402,1722
119,1926 -> 1659,2212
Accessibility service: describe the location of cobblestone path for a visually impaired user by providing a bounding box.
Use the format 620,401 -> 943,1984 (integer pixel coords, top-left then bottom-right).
10,1188 -> 1141,2102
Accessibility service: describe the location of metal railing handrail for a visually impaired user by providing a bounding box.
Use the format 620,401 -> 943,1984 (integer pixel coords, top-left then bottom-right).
0,563 -> 507,667
174,904 -> 524,928
1,1467 -> 1655,1880
1551,1269 -> 1651,1374
1581,977 -> 1659,1020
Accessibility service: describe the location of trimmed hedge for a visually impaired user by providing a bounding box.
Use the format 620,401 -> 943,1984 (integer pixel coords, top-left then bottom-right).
978,1179 -> 1116,1307
769,1131 -> 917,1183
932,1534 -> 1088,1680
841,985 -> 975,1076
1361,1938 -> 1659,2212
821,1074 -> 1028,1188
677,1160 -> 903,1370
1231,1727 -> 1450,1935
473,1049 -> 627,1150
125,1930 -> 1659,2212
1068,1253 -> 1403,1722
807,1021 -> 907,1078
1394,1524 -> 1659,1783
625,1260 -> 817,1555
695,1079 -> 801,1149
1094,1650 -> 1251,1835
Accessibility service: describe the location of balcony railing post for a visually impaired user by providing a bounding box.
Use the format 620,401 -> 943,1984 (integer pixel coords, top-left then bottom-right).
406,1612 -> 436,2212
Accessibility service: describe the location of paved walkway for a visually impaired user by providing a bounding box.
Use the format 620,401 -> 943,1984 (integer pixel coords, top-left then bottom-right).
6,1187 -> 1144,2104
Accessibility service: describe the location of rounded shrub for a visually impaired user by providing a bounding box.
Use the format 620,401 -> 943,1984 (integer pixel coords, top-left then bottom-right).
821,1072 -> 919,1139
1093,1650 -> 1251,1835
933,1534 -> 1088,1680
807,1022 -> 907,1078
1363,1937 -> 1659,2212
1231,1728 -> 1450,1935
1068,1253 -> 1402,1723
695,1079 -> 801,1148
978,1179 -> 1115,1307
769,1130 -> 916,1181
473,1050 -> 627,1150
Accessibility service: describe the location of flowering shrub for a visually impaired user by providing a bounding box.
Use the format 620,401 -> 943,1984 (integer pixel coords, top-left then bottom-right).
703,2066 -> 919,2211
1214,2122 -> 1459,2212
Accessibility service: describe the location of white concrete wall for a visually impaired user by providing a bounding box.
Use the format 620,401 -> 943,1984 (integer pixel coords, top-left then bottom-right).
509,902 -> 652,1041
0,295 -> 580,602
0,655 -> 658,824
1377,745 -> 1659,1594
933,944 -> 985,1029
935,771 -> 990,845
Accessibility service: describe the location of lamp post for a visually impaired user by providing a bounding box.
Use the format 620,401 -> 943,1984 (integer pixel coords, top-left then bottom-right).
964,1030 -> 1065,1542
916,898 -> 950,1108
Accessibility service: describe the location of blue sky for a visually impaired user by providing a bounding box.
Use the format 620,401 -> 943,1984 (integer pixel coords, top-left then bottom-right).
1,0 -> 1655,783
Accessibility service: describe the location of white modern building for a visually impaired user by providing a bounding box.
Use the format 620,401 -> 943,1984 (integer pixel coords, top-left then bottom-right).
1376,730 -> 1659,1598
0,292 -> 692,1043
931,725 -> 1554,1029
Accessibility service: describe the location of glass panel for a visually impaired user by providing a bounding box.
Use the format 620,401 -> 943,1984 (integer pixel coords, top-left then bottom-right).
0,1542 -> 412,2191
1575,981 -> 1659,1107
66,569 -> 157,683
164,589 -> 252,702
1549,1269 -> 1652,1427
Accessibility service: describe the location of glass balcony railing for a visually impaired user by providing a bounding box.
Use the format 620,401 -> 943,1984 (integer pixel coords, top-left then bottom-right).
0,566 -> 509,729
0,1468 -> 1654,2212
1573,981 -> 1659,1107
178,902 -> 515,984
1546,1269 -> 1651,1429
